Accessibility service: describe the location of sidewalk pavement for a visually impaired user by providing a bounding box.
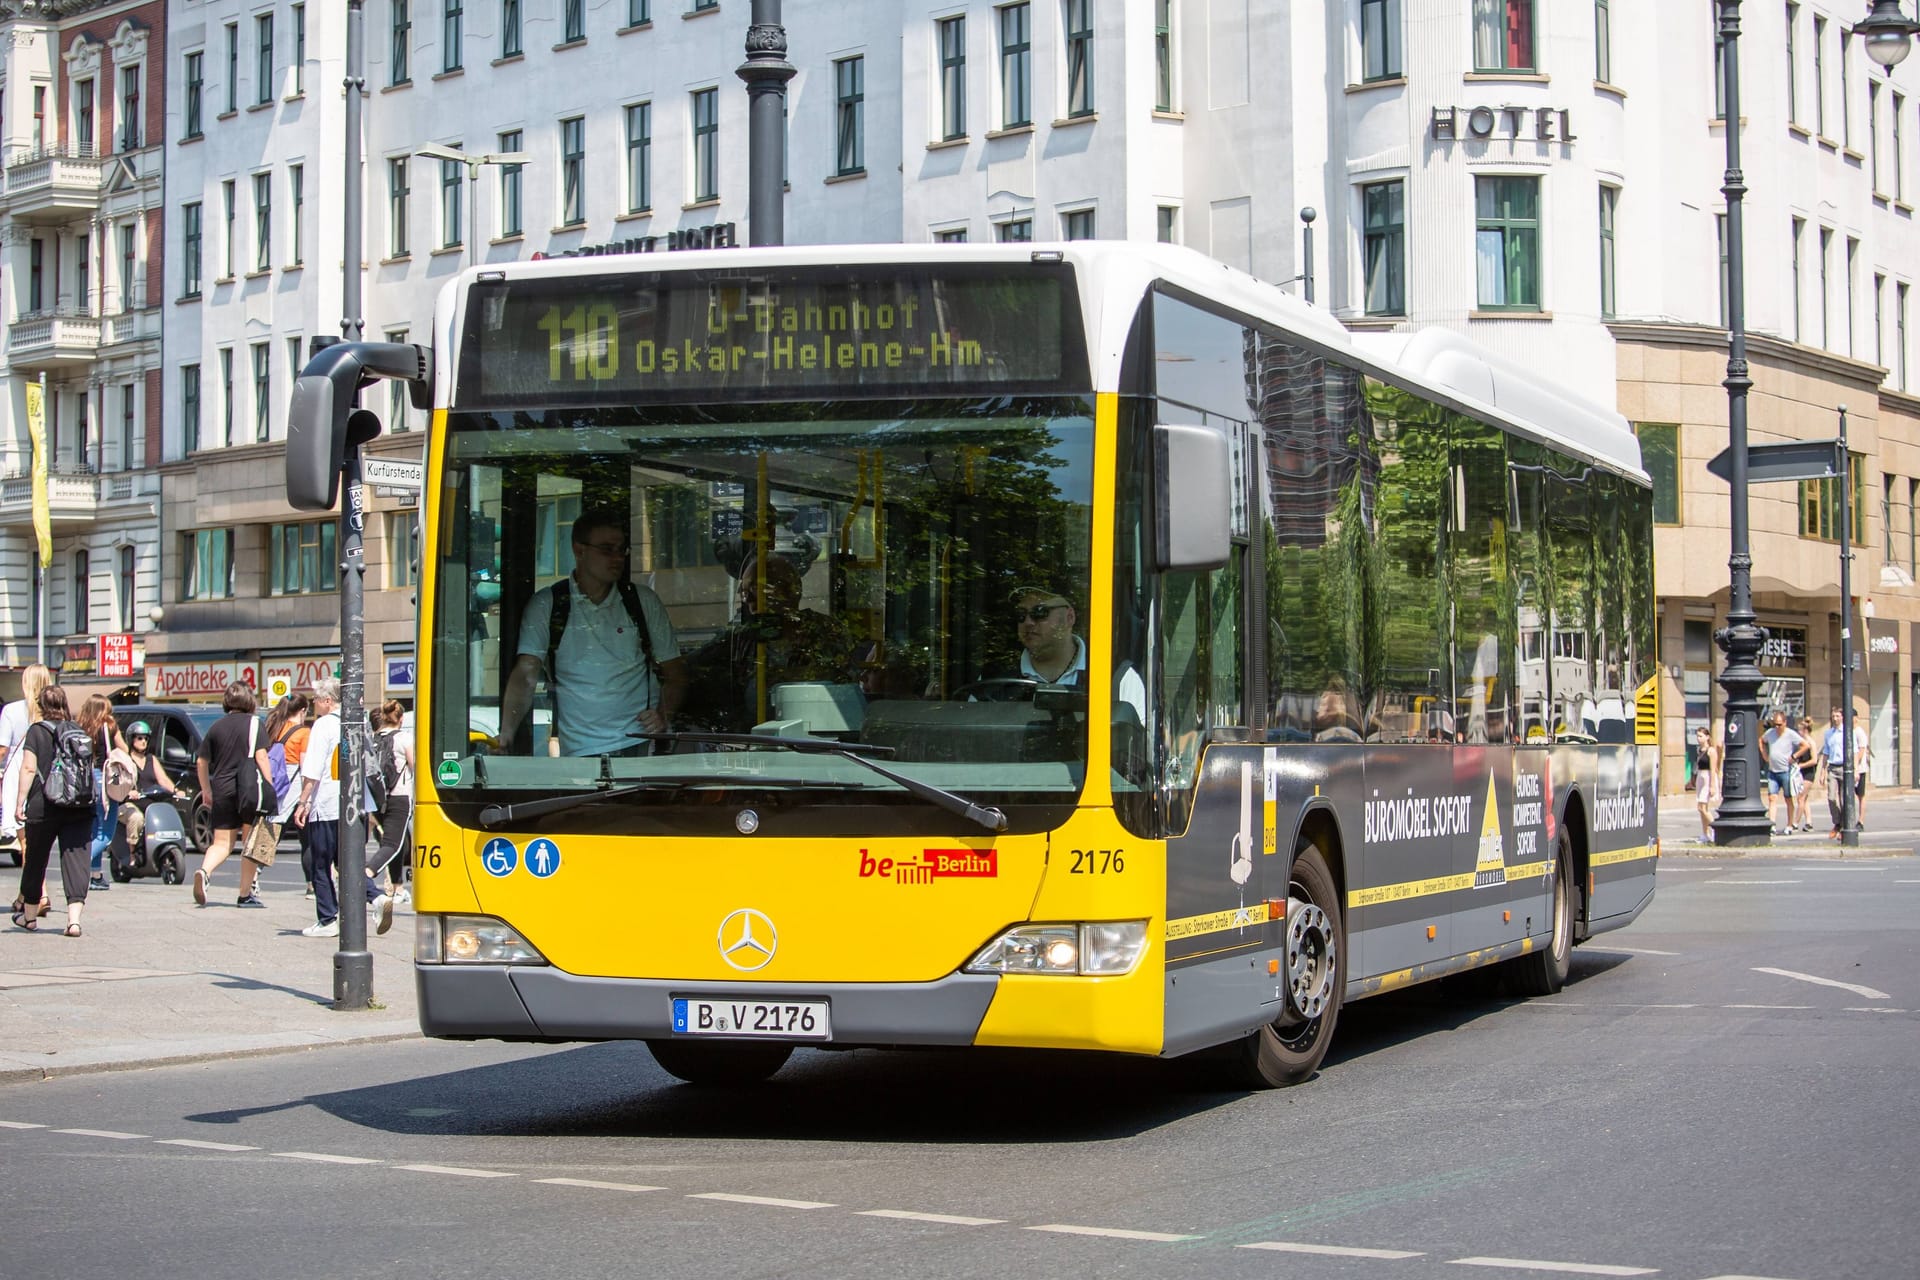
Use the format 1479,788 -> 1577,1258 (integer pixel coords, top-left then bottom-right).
1657,783 -> 1919,857
1,858 -> 418,1084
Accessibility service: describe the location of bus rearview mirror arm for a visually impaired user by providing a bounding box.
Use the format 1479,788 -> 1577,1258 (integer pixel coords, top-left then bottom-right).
286,341 -> 433,511
1154,422 -> 1232,572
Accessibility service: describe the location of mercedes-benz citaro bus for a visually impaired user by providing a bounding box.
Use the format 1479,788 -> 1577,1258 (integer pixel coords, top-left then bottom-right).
287,242 -> 1658,1088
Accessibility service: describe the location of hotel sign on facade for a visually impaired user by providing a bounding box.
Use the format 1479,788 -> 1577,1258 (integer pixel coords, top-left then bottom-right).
1430,106 -> 1577,145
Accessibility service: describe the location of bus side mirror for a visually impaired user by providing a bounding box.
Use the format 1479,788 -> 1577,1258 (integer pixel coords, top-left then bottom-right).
286,342 -> 432,511
1153,423 -> 1232,571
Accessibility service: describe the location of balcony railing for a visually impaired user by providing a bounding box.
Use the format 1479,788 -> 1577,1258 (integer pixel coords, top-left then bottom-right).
6,310 -> 102,366
0,144 -> 106,213
0,465 -> 158,524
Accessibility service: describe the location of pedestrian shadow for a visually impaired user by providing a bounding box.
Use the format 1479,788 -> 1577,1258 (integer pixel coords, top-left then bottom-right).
206,972 -> 333,1007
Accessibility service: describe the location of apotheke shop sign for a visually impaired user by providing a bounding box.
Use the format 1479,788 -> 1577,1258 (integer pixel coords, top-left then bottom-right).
1431,105 -> 1578,145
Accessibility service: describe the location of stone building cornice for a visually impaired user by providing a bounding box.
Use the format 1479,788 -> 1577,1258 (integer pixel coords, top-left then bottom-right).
1607,319 -> 1891,395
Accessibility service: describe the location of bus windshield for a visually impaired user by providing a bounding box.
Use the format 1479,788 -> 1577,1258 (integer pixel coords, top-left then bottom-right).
430,396 -> 1098,831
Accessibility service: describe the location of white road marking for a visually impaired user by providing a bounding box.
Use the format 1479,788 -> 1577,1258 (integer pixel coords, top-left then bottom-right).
1582,946 -> 1680,956
156,1139 -> 259,1152
1448,1257 -> 1657,1276
1897,880 -> 1920,884
1752,966 -> 1892,1001
397,1164 -> 515,1178
1844,1006 -> 1911,1014
52,1128 -> 146,1140
1706,879 -> 1801,885
1241,1241 -> 1425,1259
0,1121 -> 46,1130
274,1151 -> 383,1165
1791,865 -> 1886,871
1026,1224 -> 1197,1242
535,1177 -> 666,1192
1696,1274 -> 1807,1279
857,1209 -> 1006,1226
1724,1005 -> 1815,1010
689,1192 -> 836,1209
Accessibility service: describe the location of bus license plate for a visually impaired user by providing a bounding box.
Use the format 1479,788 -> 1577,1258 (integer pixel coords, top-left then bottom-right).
671,997 -> 831,1039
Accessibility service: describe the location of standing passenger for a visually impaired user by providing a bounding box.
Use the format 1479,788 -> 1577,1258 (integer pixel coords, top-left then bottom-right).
11,687 -> 96,936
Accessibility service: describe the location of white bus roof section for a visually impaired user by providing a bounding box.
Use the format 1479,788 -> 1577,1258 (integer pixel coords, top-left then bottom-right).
431,242 -> 1644,481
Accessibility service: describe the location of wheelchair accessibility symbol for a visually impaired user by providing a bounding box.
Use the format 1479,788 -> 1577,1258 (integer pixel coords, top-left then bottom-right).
481,838 -> 518,878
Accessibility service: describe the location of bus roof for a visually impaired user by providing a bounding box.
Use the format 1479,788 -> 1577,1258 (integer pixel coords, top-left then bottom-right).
434,241 -> 1644,481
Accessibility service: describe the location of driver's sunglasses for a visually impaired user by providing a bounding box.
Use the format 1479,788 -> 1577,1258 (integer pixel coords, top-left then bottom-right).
1013,602 -> 1067,622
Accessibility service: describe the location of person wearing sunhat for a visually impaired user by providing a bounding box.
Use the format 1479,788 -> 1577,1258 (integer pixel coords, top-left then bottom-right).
116,719 -> 181,858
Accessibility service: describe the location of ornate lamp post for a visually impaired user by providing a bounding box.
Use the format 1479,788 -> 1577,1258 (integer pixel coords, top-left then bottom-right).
1859,1 -> 1920,68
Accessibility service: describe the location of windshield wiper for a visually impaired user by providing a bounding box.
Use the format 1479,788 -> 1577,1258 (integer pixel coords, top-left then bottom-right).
475,776 -> 875,830
643,732 -> 1008,833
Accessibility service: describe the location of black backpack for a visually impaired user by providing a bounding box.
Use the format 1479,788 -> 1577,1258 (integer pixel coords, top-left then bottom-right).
367,729 -> 399,811
41,721 -> 98,809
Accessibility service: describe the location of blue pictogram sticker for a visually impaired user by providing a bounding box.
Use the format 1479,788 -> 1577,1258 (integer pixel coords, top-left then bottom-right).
481,837 -> 518,878
526,838 -> 561,880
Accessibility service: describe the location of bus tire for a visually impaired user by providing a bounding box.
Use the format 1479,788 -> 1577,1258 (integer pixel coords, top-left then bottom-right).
1508,827 -> 1575,997
646,1039 -> 793,1086
1227,844 -> 1344,1089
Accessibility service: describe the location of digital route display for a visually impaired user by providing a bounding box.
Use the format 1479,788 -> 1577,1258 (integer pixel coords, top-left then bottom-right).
460,266 -> 1087,405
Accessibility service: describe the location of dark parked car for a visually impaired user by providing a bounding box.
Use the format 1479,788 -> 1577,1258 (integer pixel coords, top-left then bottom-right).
112,704 -> 226,853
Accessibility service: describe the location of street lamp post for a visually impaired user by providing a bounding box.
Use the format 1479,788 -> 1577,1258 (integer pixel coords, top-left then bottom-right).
737,0 -> 793,246
413,144 -> 531,271
1859,1 -> 1920,69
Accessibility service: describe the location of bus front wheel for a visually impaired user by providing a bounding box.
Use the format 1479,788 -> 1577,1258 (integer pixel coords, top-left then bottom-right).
1507,828 -> 1576,996
1228,845 -> 1345,1089
646,1039 -> 793,1086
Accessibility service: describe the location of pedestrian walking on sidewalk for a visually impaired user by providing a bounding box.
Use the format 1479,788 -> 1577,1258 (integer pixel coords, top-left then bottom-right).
78,695 -> 128,892
11,686 -> 97,937
292,678 -> 391,939
1693,726 -> 1721,840
368,699 -> 413,899
1761,711 -> 1806,836
0,663 -> 54,867
280,695 -> 318,897
190,682 -> 269,908
1819,707 -> 1869,838
1793,717 -> 1819,832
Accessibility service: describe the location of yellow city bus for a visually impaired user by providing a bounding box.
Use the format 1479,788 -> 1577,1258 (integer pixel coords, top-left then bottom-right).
292,243 -> 1658,1087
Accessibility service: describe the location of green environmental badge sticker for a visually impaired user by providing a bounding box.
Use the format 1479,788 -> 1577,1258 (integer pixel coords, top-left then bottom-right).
436,759 -> 464,788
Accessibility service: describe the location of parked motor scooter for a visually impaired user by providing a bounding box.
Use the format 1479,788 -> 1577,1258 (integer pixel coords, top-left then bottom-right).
109,789 -> 191,885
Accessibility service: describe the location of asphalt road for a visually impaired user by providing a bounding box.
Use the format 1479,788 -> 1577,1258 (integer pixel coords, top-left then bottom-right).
4,854 -> 1916,1280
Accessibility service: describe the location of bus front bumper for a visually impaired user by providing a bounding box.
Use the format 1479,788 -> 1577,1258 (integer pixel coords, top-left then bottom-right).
416,964 -> 1001,1046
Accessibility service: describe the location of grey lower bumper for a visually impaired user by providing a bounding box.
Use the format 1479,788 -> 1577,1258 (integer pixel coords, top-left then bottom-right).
416,964 -> 1001,1046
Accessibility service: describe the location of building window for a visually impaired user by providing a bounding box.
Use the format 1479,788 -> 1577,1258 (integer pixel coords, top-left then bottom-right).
287,337 -> 303,393
564,0 -> 585,42
118,546 -> 136,632
1819,225 -> 1832,348
75,78 -> 94,154
691,0 -> 717,10
219,348 -> 234,446
293,4 -> 306,93
1799,452 -> 1865,544
934,228 -> 968,243
1594,0 -> 1610,83
389,158 -> 411,256
1790,216 -> 1805,340
560,115 -> 587,224
1813,14 -> 1827,136
1910,479 -> 1919,577
1886,473 -> 1898,565
77,237 -> 90,315
629,0 -> 650,25
1637,424 -> 1679,525
1362,0 -> 1401,82
1871,81 -> 1883,191
256,13 -> 274,105
503,0 -> 521,56
1064,0 -> 1094,117
120,384 -> 135,473
499,130 -> 523,236
835,56 -> 865,175
386,330 -> 412,431
1717,213 -> 1730,327
1846,236 -> 1859,356
1900,282 -> 1910,390
388,513 -> 420,589
1896,92 -> 1908,200
119,66 -> 141,150
183,529 -> 234,601
939,16 -> 966,139
118,223 -> 135,313
1154,0 -> 1173,110
625,103 -> 651,213
181,364 -> 201,455
440,154 -> 462,248
996,217 -> 1033,242
1061,208 -> 1095,240
1714,19 -> 1726,119
289,164 -> 304,265
28,238 -> 42,312
691,90 -> 718,202
1876,272 -> 1887,366
1000,3 -> 1031,127
1599,184 -> 1618,320
252,342 -> 270,442
1157,205 -> 1178,243
1472,0 -> 1534,73
391,0 -> 411,85
1474,175 -> 1540,310
270,522 -> 340,596
72,551 -> 90,633
184,51 -> 204,138
1785,2 -> 1798,124
253,172 -> 272,271
444,0 -> 463,71
1840,26 -> 1852,147
222,179 -> 236,277
1363,179 -> 1405,316
225,23 -> 238,113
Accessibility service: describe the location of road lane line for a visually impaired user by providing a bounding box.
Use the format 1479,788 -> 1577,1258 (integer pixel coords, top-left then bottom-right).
1696,1274 -> 1807,1279
52,1128 -> 146,1140
1027,1224 -> 1198,1242
1790,865 -> 1886,871
857,1209 -> 1006,1226
1581,946 -> 1680,956
397,1164 -> 515,1179
1724,1004 -> 1815,1010
156,1139 -> 259,1152
1448,1257 -> 1657,1276
274,1152 -> 382,1165
1240,1241 -> 1425,1259
689,1192 -> 836,1209
536,1177 -> 666,1192
1845,1006 -> 1911,1013
1752,966 -> 1891,1001
0,1121 -> 46,1130
1706,879 -> 1801,885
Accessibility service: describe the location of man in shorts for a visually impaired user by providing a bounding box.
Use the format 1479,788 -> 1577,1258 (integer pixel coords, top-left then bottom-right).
1760,711 -> 1805,836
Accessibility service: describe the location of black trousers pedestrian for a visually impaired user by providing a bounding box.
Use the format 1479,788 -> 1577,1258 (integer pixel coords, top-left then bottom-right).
369,796 -> 412,882
19,811 -> 94,907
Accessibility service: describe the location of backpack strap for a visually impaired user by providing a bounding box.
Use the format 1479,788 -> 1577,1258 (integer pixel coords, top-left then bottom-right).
546,579 -> 572,747
546,577 -> 664,713
616,579 -> 663,682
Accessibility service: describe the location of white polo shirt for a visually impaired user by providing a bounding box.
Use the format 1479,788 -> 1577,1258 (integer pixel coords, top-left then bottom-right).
517,577 -> 679,756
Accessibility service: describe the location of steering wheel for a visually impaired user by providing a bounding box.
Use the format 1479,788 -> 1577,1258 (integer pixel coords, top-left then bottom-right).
952,678 -> 1042,703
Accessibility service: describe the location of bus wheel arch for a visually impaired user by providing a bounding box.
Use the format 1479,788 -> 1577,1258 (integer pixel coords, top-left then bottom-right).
1558,790 -> 1592,939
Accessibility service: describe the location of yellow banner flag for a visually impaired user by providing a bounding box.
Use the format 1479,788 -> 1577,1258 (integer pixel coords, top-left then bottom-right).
25,380 -> 51,568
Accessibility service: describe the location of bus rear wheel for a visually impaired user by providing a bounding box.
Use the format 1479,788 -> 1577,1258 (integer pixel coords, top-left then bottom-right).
1227,845 -> 1344,1089
1507,827 -> 1575,996
646,1039 -> 793,1086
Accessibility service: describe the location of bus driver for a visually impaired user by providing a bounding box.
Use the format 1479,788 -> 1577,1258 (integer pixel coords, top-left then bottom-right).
493,509 -> 689,757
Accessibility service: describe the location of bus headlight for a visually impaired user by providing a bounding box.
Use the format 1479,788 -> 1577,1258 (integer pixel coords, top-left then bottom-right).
965,922 -> 1148,976
417,914 -> 548,965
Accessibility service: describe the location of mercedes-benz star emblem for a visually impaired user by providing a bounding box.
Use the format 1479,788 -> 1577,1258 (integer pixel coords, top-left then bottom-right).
717,908 -> 778,972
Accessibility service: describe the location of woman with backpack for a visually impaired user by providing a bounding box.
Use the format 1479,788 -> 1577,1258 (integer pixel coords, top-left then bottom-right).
78,695 -> 128,892
11,686 -> 97,936
368,700 -> 414,900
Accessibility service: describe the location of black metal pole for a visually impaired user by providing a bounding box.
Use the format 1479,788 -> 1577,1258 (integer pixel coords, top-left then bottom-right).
1300,207 -> 1316,305
737,0 -> 793,247
1838,407 -> 1859,847
342,0 -> 365,341
1713,0 -> 1770,845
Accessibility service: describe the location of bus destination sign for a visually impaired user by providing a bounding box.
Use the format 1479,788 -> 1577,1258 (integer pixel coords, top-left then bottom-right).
464,268 -> 1083,404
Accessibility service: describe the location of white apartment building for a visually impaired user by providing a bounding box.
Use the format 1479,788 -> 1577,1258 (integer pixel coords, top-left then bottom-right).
72,0 -> 1920,789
